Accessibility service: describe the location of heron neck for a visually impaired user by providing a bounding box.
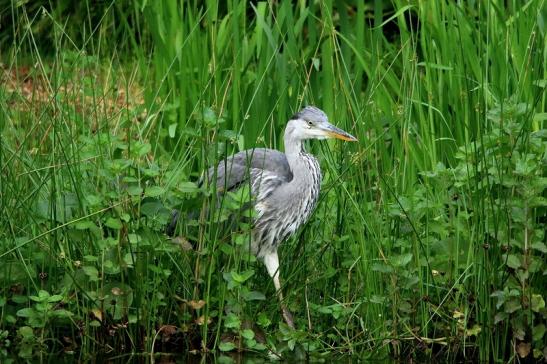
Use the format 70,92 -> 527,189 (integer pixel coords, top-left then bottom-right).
283,131 -> 304,157
284,134 -> 316,180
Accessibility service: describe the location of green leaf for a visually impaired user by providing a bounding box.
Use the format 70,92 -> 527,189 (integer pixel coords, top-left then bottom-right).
47,295 -> 63,303
531,294 -> 545,312
178,181 -> 199,193
532,324 -> 545,342
12,295 -> 28,304
82,266 -> 99,281
245,338 -> 257,348
224,313 -> 241,329
29,290 -> 49,302
242,290 -> 266,301
5,314 -> 16,324
74,220 -> 96,230
19,345 -> 33,359
465,324 -> 482,337
504,298 -> 521,313
135,142 -> 152,157
127,185 -> 143,196
257,312 -> 271,328
370,295 -> 386,304
217,355 -> 236,364
241,329 -> 255,340
372,262 -> 394,273
202,107 -> 218,126
404,275 -> 420,289
140,201 -> 165,217
168,123 -> 177,138
18,326 -> 34,339
254,342 -> 267,351
514,154 -> 537,175
218,341 -> 236,352
528,257 -> 542,273
105,217 -> 122,230
84,255 -> 98,262
123,253 -> 135,267
16,308 -> 35,318
35,302 -> 50,312
143,166 -> 160,177
230,270 -> 254,284
85,194 -> 102,207
317,306 -> 332,314
508,289 -> 521,297
312,57 -> 320,71
530,242 -> 547,253
51,309 -> 73,318
219,242 -> 234,255
128,234 -> 142,244
506,254 -> 521,269
288,338 -> 296,351
392,253 -> 413,267
494,312 -> 507,324
145,186 -> 166,197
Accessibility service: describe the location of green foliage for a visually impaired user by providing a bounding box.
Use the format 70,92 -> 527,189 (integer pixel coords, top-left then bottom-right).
0,0 -> 545,362
0,0 -> 147,57
419,98 -> 547,360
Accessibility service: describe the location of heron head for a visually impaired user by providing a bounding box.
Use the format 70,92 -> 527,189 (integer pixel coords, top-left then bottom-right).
287,106 -> 357,142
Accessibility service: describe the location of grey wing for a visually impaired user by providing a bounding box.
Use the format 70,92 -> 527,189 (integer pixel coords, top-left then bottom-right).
200,148 -> 293,191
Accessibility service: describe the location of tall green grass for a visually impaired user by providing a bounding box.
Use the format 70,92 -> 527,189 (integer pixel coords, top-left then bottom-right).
0,0 -> 545,362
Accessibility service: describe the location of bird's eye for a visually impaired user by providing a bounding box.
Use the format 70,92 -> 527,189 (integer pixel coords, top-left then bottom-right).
306,120 -> 313,127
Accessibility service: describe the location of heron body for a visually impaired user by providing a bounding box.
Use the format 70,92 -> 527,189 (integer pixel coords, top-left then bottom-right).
251,149 -> 321,258
200,106 -> 357,328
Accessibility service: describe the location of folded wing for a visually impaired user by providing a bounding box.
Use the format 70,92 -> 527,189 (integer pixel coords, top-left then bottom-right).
201,148 -> 293,192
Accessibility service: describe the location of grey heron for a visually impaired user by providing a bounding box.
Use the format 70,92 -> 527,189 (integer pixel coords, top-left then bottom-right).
176,106 -> 357,328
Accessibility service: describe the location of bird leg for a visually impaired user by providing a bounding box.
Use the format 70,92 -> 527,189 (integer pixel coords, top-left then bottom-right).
263,252 -> 295,329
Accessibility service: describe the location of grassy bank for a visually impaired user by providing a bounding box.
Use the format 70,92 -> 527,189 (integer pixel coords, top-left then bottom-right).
1,0 -> 545,362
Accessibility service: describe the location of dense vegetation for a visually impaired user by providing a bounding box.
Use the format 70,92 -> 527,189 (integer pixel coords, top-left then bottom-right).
1,0 -> 545,362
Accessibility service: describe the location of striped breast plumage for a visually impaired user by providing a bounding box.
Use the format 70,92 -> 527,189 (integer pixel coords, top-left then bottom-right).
251,152 -> 321,257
